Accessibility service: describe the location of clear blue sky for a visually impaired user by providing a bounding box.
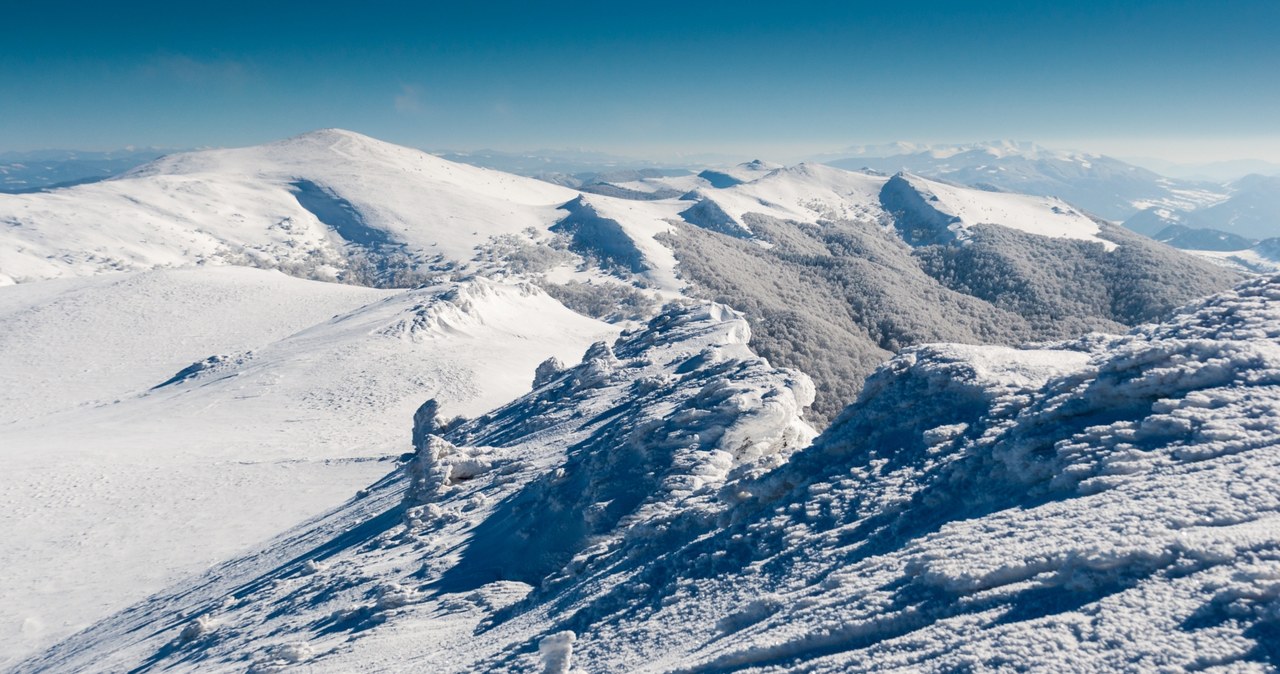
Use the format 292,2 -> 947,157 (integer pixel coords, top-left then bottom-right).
3,0 -> 1278,161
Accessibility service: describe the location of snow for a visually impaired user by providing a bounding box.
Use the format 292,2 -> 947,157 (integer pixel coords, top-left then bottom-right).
827,141 -> 1230,222
892,172 -> 1115,248
1187,241 -> 1280,274
1,128 -> 1266,672
563,194 -> 686,292
0,266 -> 613,666
1131,185 -> 1232,213
18,274 -> 1280,672
0,129 -> 577,284
690,163 -> 887,231
12,301 -> 816,673
1,130 -> 1125,290
664,163 -> 1112,250
537,631 -> 576,674
0,266 -> 391,424
17,276 -> 1280,674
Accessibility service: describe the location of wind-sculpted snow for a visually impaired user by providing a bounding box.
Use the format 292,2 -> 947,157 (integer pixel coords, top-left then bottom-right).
376,278 -> 547,342
542,273 -> 1280,672
24,277 -> 1280,673
644,282 -> 1280,673
14,301 -> 815,673
420,303 -> 816,594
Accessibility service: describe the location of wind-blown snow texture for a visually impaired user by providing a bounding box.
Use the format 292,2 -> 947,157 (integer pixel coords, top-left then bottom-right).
0,268 -> 613,665
19,275 -> 1280,673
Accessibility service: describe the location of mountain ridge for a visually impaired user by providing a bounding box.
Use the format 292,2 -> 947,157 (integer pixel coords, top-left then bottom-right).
0,129 -> 1248,663
19,272 -> 1280,673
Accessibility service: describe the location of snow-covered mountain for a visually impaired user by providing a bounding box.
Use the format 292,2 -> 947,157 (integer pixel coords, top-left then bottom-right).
0,129 -> 593,288
621,159 -> 1236,421
824,140 -> 1226,222
0,129 -> 1245,666
2,133 -> 1235,420
20,272 -> 1280,673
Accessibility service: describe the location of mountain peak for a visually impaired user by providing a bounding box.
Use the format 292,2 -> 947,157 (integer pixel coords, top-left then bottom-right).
266,127 -> 416,157
293,127 -> 364,139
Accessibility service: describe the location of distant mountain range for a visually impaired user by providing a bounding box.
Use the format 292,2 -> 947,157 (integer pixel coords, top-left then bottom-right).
1124,174 -> 1280,243
1124,155 -> 1280,182
0,148 -> 175,193
822,140 -> 1225,221
6,139 -> 1276,252
820,140 -> 1280,251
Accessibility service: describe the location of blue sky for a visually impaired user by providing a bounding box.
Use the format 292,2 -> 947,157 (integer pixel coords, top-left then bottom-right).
3,0 -> 1278,161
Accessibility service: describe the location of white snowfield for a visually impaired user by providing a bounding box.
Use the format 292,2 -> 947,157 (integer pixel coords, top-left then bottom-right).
687,163 -> 888,230
0,267 -> 613,666
18,275 -> 1280,673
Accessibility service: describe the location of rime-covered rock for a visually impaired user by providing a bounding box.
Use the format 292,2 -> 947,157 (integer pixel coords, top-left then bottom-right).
532,357 -> 566,389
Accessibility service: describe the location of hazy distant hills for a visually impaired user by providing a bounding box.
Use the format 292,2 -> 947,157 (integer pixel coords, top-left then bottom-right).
824,140 -> 1225,221
822,141 -> 1280,252
7,138 -> 1276,252
0,148 -> 174,193
1125,155 -> 1280,182
1124,174 -> 1280,250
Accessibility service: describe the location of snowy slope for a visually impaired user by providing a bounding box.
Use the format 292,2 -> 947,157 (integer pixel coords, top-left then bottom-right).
0,129 -> 1248,671
881,172 -> 1113,248
676,163 -> 1112,249
20,275 -> 1280,672
0,129 -> 577,285
0,266 -> 392,425
13,301 -> 817,673
0,267 -> 613,666
549,194 -> 684,290
684,163 -> 886,232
